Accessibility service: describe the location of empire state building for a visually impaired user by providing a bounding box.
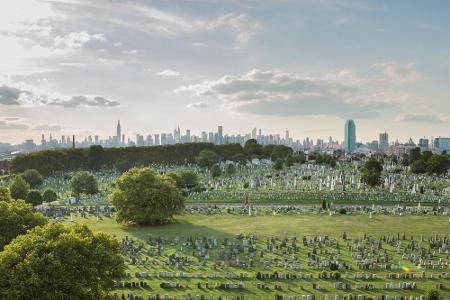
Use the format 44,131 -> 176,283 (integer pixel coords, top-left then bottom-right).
116,120 -> 122,145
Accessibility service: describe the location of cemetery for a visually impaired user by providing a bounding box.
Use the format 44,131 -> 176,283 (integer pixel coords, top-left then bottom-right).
48,210 -> 449,299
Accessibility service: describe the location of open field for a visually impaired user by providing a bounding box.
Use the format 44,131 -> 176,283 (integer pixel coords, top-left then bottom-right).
66,214 -> 450,299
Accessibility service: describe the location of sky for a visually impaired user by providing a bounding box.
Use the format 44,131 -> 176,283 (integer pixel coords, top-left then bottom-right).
0,0 -> 449,145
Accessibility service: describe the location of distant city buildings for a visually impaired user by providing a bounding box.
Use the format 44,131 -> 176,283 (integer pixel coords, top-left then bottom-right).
0,120 -> 448,157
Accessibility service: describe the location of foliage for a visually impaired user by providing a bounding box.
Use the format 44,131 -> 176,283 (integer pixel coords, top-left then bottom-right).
361,157 -> 383,187
70,171 -> 99,197
273,158 -> 284,170
26,190 -> 43,206
225,164 -> 236,176
9,176 -> 30,200
0,186 -> 11,202
0,223 -> 124,300
408,150 -> 450,175
284,154 -> 294,167
244,139 -> 263,158
0,199 -> 47,250
292,153 -> 307,164
210,164 -> 222,178
42,189 -> 58,203
111,168 -> 184,225
270,145 -> 293,160
196,149 -> 219,169
116,160 -> 133,173
20,169 -> 43,188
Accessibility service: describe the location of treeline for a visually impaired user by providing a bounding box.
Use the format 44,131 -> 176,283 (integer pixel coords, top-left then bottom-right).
405,147 -> 450,175
9,141 -> 295,176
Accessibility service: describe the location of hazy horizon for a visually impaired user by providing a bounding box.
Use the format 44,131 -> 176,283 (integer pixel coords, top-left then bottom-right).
1,0 -> 449,144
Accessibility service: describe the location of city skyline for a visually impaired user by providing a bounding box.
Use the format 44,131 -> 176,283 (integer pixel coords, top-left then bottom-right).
1,1 -> 450,144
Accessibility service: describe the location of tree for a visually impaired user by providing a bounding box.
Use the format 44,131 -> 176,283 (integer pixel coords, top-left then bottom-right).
270,145 -> 293,160
0,186 -> 11,202
26,190 -> 43,206
9,176 -> 30,200
70,171 -> 99,197
0,199 -> 47,250
408,147 -> 422,164
87,145 -> 106,170
116,160 -> 133,173
361,158 -> 383,187
196,150 -> 219,169
244,139 -> 263,158
42,189 -> 58,203
111,168 -> 184,225
427,153 -> 450,175
179,170 -> 199,189
284,155 -> 294,167
211,164 -> 222,177
0,223 -> 124,300
232,153 -> 247,165
410,159 -> 427,174
292,153 -> 306,164
20,169 -> 43,188
273,158 -> 284,170
225,164 -> 236,176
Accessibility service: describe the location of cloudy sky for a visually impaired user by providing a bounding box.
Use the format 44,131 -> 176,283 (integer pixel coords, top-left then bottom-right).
0,0 -> 449,144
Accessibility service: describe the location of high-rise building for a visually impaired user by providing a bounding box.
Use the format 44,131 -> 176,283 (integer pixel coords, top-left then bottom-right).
434,137 -> 450,152
218,126 -> 223,144
116,120 -> 121,144
344,119 -> 356,153
419,138 -> 429,149
251,128 -> 257,139
379,132 -> 389,152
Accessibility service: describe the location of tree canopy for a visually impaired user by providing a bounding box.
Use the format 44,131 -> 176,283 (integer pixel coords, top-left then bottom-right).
196,149 -> 219,169
361,157 -> 383,187
70,171 -> 99,197
0,223 -> 124,300
0,186 -> 11,202
42,189 -> 58,203
0,199 -> 47,250
9,176 -> 30,200
20,169 -> 43,188
111,168 -> 184,225
26,190 -> 43,206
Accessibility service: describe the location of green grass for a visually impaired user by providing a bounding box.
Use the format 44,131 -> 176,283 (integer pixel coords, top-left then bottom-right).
65,214 -> 450,299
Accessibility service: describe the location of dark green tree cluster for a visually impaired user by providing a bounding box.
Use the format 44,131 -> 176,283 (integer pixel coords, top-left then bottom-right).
406,148 -> 449,175
165,170 -> 200,195
10,142 -> 301,176
308,153 -> 337,167
9,143 -> 244,176
111,168 -> 184,225
361,157 -> 383,187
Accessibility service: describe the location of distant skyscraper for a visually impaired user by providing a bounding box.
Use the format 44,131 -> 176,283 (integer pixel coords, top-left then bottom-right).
344,120 -> 356,153
251,127 -> 257,139
116,120 -> 122,145
379,132 -> 389,151
218,126 -> 223,144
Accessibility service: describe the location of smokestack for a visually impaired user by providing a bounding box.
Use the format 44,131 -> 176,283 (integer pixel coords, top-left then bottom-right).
72,135 -> 75,148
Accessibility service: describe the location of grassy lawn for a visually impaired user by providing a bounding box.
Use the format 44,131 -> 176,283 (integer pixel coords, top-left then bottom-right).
65,214 -> 450,299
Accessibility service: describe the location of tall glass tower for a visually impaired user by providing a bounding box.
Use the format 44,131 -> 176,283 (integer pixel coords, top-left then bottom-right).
344,120 -> 356,153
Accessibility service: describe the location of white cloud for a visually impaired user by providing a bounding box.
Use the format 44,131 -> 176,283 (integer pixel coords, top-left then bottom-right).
373,62 -> 422,83
395,113 -> 449,124
176,69 -> 405,118
0,117 -> 62,131
54,31 -> 106,48
0,81 -> 119,108
157,69 -> 181,78
187,102 -> 208,109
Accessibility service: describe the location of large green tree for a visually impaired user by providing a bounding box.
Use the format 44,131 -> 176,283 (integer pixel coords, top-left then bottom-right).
195,149 -> 219,169
70,171 -> 99,197
9,176 -> 30,200
361,157 -> 383,187
0,199 -> 47,250
20,169 -> 43,188
111,168 -> 184,225
0,223 -> 124,300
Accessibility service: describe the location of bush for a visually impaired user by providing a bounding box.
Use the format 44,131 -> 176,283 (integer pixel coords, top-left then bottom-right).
10,176 -> 30,200
42,189 -> 58,203
338,208 -> 347,215
26,190 -> 43,206
70,171 -> 99,197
